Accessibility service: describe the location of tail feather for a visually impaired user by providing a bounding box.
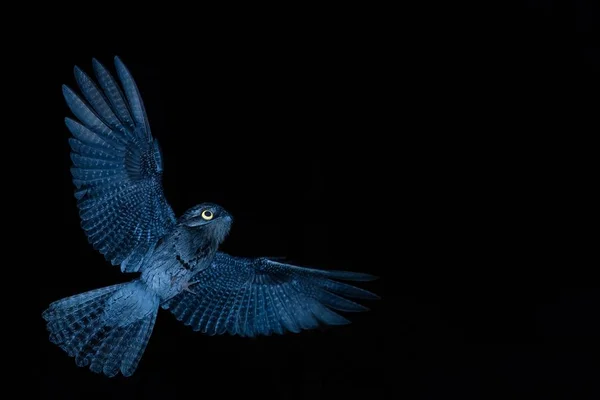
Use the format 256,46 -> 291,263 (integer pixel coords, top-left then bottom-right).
89,309 -> 157,377
45,285 -> 123,353
43,280 -> 159,377
90,323 -> 132,376
43,283 -> 126,322
101,324 -> 136,377
121,314 -> 157,376
75,325 -> 109,366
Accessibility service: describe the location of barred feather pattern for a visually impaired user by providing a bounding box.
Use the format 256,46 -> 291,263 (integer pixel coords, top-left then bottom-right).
63,57 -> 175,272
43,281 -> 159,377
163,252 -> 379,337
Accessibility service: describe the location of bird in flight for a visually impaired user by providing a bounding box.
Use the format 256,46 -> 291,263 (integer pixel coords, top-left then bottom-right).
43,56 -> 379,378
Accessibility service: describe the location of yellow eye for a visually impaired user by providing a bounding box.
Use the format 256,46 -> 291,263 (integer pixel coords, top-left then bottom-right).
201,210 -> 214,220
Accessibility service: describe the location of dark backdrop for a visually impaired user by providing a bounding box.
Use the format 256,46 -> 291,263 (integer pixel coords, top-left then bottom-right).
36,27 -> 391,400
29,2 -> 599,399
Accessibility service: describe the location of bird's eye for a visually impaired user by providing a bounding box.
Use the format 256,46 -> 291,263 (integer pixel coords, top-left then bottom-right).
201,210 -> 214,220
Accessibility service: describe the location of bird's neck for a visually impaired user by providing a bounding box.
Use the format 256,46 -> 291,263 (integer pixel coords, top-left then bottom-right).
172,225 -> 219,270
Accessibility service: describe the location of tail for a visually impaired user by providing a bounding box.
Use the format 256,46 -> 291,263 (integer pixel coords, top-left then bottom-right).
42,280 -> 159,377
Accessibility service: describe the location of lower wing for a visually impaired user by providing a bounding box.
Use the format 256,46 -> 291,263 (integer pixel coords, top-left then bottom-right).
162,252 -> 379,337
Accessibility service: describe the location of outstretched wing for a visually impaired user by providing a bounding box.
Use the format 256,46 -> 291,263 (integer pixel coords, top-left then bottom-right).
63,57 -> 176,272
163,253 -> 379,336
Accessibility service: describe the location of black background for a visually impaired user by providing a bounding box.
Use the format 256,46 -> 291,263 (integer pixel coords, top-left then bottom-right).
27,2 -> 598,398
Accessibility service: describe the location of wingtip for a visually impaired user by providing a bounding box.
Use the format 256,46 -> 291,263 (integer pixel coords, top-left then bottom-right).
61,84 -> 72,96
73,66 -> 87,86
340,271 -> 380,282
352,303 -> 371,312
367,292 -> 382,301
357,273 -> 379,282
91,57 -> 107,76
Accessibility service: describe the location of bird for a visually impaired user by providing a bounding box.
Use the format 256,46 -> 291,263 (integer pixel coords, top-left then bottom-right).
42,56 -> 379,378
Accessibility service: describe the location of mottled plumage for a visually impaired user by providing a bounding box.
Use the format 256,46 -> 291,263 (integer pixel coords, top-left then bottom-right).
43,57 -> 378,377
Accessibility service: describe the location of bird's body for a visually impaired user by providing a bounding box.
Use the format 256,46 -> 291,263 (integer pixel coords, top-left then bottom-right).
140,204 -> 232,301
43,56 -> 378,377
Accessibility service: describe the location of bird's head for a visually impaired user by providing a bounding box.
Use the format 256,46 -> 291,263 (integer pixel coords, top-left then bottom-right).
180,203 -> 233,244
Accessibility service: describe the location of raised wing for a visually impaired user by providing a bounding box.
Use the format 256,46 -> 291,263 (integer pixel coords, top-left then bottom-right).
63,57 -> 176,272
163,253 -> 379,336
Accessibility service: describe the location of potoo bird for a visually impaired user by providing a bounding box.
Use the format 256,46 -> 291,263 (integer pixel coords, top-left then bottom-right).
42,56 -> 379,377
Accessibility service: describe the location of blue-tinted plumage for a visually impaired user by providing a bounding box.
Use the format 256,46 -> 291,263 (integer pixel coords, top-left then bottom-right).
63,57 -> 175,272
164,253 -> 378,336
43,57 -> 379,377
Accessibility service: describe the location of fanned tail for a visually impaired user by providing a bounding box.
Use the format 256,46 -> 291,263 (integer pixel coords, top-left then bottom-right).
42,280 -> 159,377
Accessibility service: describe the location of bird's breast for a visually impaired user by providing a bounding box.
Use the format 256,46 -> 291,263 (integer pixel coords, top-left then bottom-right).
140,258 -> 192,300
